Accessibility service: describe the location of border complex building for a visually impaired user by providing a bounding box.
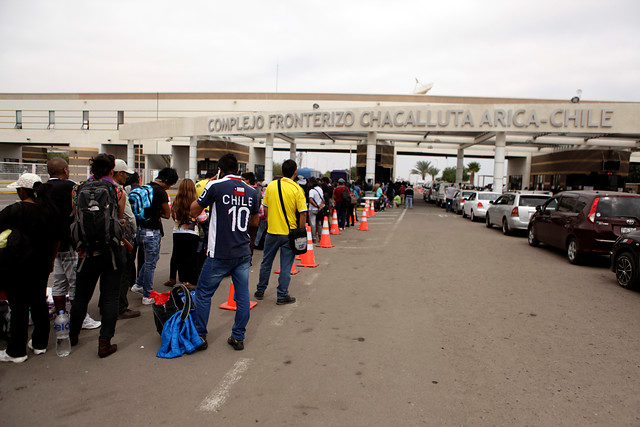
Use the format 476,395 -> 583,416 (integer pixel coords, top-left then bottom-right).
1,92 -> 638,191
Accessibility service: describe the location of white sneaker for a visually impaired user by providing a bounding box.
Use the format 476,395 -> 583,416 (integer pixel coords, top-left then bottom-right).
131,285 -> 144,295
28,339 -> 46,355
82,313 -> 101,330
0,349 -> 27,363
142,297 -> 155,305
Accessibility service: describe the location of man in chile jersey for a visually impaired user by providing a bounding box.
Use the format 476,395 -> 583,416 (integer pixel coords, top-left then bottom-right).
189,154 -> 260,351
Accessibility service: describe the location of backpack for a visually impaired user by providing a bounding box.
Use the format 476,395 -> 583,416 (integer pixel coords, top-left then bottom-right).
350,190 -> 358,205
70,179 -> 123,253
343,188 -> 352,205
128,184 -> 154,221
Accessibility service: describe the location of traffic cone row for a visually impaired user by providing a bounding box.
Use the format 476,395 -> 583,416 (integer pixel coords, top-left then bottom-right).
219,198 -> 375,310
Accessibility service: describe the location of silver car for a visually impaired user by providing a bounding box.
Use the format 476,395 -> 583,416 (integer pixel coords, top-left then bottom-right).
463,191 -> 501,221
486,192 -> 552,234
453,190 -> 476,214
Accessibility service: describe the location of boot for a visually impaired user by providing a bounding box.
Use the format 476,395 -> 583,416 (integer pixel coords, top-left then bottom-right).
98,337 -> 117,358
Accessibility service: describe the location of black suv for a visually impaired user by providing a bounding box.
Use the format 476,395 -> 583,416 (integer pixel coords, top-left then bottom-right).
528,191 -> 640,264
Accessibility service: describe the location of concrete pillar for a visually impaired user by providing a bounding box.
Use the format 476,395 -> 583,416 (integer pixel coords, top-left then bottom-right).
366,132 -> 376,185
189,136 -> 198,181
456,148 -> 464,185
289,141 -> 296,162
127,139 -> 135,171
493,132 -> 506,192
145,155 -> 151,183
265,133 -> 274,183
523,153 -> 532,190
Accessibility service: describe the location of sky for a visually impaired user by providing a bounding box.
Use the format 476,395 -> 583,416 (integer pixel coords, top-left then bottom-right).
1,0 -> 638,181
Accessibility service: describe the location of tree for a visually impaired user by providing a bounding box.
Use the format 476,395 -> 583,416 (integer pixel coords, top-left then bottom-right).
427,166 -> 440,182
350,166 -> 357,181
466,161 -> 481,186
441,167 -> 469,183
628,164 -> 640,182
272,161 -> 282,177
411,160 -> 432,181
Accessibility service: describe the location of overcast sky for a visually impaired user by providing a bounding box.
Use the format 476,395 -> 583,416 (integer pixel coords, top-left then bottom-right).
1,0 -> 638,180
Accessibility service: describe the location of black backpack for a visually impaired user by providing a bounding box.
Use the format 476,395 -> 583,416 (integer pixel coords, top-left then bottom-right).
70,179 -> 123,255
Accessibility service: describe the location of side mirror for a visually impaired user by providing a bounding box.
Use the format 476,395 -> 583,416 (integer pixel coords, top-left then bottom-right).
489,200 -> 495,204
535,205 -> 542,213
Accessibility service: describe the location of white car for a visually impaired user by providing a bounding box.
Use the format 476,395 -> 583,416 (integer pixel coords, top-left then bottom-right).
485,192 -> 552,234
462,191 -> 501,221
453,190 -> 476,214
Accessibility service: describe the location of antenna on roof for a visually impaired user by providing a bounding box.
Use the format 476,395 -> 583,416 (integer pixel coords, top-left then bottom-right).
413,78 -> 434,95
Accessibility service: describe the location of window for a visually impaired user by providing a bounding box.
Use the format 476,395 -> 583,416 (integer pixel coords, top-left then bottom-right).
117,110 -> 124,129
519,196 -> 550,207
557,196 -> 577,213
48,111 -> 55,129
15,110 -> 22,129
82,111 -> 89,129
544,198 -> 558,213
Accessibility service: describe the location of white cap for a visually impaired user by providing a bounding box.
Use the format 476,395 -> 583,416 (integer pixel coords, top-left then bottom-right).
7,173 -> 42,189
114,159 -> 134,174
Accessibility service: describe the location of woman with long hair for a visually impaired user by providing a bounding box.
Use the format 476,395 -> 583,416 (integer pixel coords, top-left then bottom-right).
0,174 -> 61,362
169,179 -> 199,289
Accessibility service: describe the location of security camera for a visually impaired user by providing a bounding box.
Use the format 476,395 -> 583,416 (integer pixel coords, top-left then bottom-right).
570,89 -> 582,103
313,103 -> 320,109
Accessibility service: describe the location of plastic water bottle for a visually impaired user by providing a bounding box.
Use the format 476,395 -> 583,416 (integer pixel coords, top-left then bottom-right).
54,311 -> 71,357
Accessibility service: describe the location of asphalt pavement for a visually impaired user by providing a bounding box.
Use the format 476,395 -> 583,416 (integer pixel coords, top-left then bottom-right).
1,199 -> 639,426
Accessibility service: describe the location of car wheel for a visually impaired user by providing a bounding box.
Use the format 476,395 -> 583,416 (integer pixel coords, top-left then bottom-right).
470,210 -> 476,222
528,225 -> 539,247
615,251 -> 639,289
567,237 -> 582,265
485,214 -> 492,228
502,218 -> 510,235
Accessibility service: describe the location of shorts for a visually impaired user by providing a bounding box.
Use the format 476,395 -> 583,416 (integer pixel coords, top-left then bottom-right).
51,250 -> 78,298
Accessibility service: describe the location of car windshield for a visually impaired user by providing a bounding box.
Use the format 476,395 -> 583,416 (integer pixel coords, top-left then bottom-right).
596,197 -> 640,220
478,193 -> 499,201
519,196 -> 550,207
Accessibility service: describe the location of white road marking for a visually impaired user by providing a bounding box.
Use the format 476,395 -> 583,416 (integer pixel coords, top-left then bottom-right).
198,358 -> 252,412
383,209 -> 406,246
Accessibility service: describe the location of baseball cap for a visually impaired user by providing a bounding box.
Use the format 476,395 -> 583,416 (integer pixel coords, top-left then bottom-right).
114,159 -> 134,174
7,173 -> 42,189
298,178 -> 307,186
338,178 -> 345,183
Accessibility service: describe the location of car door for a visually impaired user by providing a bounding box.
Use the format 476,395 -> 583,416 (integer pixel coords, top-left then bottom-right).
499,194 -> 516,224
490,195 -> 507,225
548,195 -> 579,248
534,196 -> 558,245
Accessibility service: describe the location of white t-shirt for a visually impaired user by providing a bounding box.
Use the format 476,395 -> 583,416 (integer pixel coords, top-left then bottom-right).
309,186 -> 324,213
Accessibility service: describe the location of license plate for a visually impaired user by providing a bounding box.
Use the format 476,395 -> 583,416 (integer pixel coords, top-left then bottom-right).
621,227 -> 636,234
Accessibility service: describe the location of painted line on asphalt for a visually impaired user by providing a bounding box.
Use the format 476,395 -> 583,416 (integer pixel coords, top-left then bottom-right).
198,358 -> 253,412
383,209 -> 406,246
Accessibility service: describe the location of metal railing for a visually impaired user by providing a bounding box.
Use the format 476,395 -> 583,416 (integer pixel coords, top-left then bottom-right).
0,162 -> 48,181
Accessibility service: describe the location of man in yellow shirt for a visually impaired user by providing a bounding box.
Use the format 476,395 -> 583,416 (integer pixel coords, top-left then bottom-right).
254,159 -> 307,304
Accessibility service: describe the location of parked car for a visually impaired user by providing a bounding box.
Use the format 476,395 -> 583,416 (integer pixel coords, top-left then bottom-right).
611,231 -> 640,289
486,192 -> 552,234
528,191 -> 640,264
423,182 -> 439,203
435,182 -> 453,207
453,190 -> 476,215
462,191 -> 501,221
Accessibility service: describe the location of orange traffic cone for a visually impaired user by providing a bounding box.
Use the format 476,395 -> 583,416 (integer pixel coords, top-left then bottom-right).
317,216 -> 335,248
275,262 -> 300,275
358,207 -> 369,231
219,282 -> 258,310
369,200 -> 376,216
297,225 -> 319,268
330,209 -> 341,235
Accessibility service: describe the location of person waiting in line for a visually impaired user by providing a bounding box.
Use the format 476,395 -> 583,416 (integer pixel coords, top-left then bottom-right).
307,177 -> 325,243
404,185 -> 414,209
0,174 -> 61,363
168,179 -> 200,290
190,154 -> 260,351
333,178 -> 348,229
255,159 -> 307,305
393,194 -> 402,208
345,182 -> 356,227
445,184 -> 457,212
386,182 -> 396,208
47,157 -> 102,329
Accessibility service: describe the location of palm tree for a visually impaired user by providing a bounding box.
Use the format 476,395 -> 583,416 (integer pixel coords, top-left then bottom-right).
411,160 -> 432,181
466,162 -> 481,186
427,166 -> 440,182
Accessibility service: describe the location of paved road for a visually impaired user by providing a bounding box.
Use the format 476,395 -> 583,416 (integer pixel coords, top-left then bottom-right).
1,200 -> 639,426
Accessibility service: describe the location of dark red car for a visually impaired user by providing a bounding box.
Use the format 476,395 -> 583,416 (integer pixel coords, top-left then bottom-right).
527,191 -> 640,264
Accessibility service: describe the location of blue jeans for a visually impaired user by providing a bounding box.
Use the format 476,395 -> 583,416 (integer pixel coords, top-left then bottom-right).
193,255 -> 251,340
405,196 -> 413,209
446,198 -> 453,212
135,228 -> 162,297
257,233 -> 295,299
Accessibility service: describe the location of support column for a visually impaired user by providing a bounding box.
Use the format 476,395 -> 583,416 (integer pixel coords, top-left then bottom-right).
523,153 -> 532,190
127,139 -> 135,171
189,136 -> 198,181
366,132 -> 376,185
493,132 -> 506,193
289,141 -> 296,162
265,133 -> 274,183
145,155 -> 151,183
456,148 -> 464,185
